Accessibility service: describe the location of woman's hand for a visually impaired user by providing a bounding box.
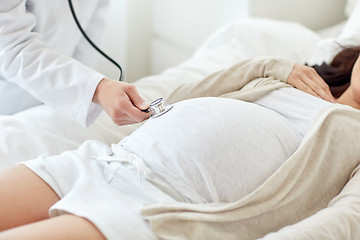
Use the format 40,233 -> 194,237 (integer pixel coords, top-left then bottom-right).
287,64 -> 335,103
93,78 -> 150,125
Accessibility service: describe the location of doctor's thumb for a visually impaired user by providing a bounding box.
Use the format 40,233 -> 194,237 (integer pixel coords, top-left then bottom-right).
126,86 -> 149,111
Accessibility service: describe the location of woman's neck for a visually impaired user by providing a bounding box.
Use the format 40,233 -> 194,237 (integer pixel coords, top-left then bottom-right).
336,87 -> 360,110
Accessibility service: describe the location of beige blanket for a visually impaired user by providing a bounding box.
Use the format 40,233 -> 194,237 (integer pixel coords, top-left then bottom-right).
140,58 -> 360,239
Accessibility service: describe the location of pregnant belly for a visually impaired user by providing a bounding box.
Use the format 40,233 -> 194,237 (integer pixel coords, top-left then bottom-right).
120,97 -> 302,203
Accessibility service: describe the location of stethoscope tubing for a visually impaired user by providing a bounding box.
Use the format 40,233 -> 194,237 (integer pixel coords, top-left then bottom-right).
68,0 -> 124,81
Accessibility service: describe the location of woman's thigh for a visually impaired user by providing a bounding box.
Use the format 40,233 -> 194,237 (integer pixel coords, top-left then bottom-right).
0,165 -> 59,231
0,214 -> 105,240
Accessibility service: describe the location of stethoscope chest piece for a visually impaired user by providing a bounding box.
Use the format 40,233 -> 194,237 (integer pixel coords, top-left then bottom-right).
148,98 -> 173,119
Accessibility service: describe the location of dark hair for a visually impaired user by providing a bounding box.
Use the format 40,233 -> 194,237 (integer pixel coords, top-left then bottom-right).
311,46 -> 360,98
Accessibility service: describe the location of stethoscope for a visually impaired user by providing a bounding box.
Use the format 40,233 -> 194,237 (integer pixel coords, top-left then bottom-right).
68,0 -> 173,118
144,98 -> 173,119
68,0 -> 124,81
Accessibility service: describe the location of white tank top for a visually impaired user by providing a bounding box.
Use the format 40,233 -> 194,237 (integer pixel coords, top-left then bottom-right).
254,87 -> 333,136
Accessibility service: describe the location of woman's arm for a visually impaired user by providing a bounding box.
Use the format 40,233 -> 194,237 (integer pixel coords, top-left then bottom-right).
167,57 -> 296,103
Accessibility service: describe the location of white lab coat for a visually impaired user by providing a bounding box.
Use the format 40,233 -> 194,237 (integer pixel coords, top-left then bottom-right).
0,0 -> 110,126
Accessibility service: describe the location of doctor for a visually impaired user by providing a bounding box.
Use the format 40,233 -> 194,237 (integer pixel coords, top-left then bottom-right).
0,0 -> 149,127
0,0 -> 151,169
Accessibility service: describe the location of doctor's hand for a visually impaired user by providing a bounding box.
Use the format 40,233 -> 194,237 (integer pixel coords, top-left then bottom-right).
287,64 -> 336,103
93,78 -> 150,125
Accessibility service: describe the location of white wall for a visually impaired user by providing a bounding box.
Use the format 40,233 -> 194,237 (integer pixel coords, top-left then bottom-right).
250,0 -> 346,30
95,0 -> 152,82
96,0 -> 347,82
96,0 -> 248,82
151,0 -> 249,74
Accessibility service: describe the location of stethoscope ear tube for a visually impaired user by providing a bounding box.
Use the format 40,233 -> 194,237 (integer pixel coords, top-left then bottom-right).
68,0 -> 124,81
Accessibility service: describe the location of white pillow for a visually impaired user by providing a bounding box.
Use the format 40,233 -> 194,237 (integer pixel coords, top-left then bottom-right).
345,0 -> 359,16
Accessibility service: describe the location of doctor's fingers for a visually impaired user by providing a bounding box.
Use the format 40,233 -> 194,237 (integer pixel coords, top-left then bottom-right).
124,84 -> 149,111
112,114 -> 148,126
112,119 -> 139,126
111,102 -> 150,125
125,105 -> 151,123
110,111 -> 147,125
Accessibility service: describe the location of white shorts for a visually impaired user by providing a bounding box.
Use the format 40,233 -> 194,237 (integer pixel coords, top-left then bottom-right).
21,140 -> 175,240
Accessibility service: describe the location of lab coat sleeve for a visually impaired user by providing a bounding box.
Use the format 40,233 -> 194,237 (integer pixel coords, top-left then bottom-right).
0,0 -> 105,127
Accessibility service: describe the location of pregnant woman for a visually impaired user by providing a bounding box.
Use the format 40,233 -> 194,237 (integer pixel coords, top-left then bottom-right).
0,46 -> 359,240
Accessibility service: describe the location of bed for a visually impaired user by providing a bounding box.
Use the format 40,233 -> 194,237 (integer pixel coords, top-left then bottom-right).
1,0 -> 360,239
